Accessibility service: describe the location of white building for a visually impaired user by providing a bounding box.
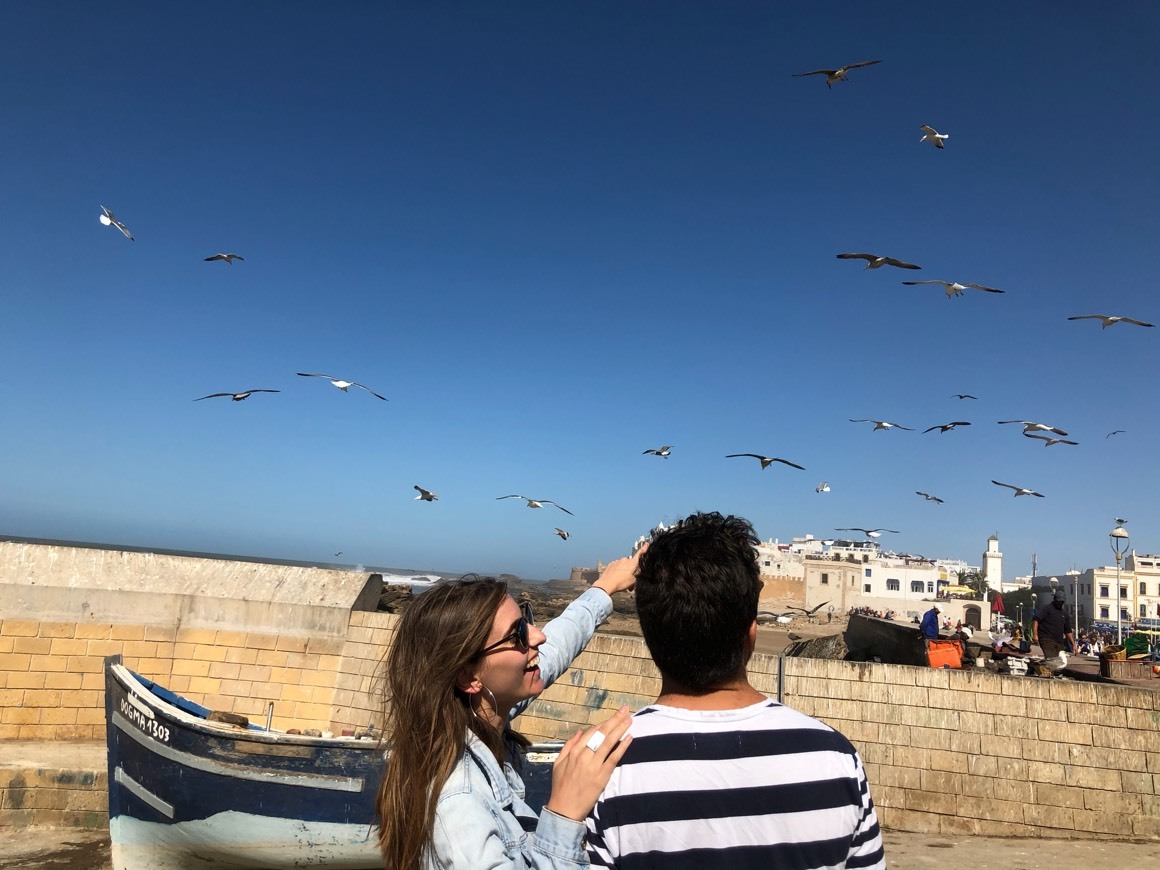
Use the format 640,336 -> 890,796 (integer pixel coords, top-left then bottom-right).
982,534 -> 1003,592
1029,551 -> 1160,631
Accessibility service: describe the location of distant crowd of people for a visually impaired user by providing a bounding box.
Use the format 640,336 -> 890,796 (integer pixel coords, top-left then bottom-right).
848,606 -> 897,621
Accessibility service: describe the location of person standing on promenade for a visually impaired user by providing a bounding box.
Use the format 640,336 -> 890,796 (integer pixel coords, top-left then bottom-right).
920,603 -> 942,639
376,556 -> 640,869
1032,590 -> 1074,662
586,512 -> 886,869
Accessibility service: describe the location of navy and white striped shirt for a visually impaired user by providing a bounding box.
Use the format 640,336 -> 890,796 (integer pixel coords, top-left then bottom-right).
586,699 -> 886,870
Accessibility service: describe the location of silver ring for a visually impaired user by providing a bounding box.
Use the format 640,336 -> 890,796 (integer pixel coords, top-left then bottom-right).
585,731 -> 606,752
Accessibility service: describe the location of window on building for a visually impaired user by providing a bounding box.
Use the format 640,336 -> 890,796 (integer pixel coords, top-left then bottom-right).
764,560 -> 771,567
1100,606 -> 1109,619
1100,585 -> 1109,598
927,582 -> 934,593
864,583 -> 872,593
910,580 -> 925,593
821,573 -> 829,585
864,568 -> 872,577
1121,586 -> 1128,598
1121,608 -> 1130,621
1140,582 -> 1147,595
1141,604 -> 1147,618
887,578 -> 900,591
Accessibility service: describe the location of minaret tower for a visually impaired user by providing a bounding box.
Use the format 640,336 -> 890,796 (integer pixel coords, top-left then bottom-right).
982,534 -> 1003,592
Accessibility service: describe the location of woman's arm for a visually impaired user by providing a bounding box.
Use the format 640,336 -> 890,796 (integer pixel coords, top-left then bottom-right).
431,794 -> 588,869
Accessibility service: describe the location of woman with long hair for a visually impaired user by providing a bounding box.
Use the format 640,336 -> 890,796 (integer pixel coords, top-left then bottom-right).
377,554 -> 640,868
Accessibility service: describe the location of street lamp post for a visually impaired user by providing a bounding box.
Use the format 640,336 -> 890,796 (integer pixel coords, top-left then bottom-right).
1073,572 -> 1080,640
1110,521 -> 1130,645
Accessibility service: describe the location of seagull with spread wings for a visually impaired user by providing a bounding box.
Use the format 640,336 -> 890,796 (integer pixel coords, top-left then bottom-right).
757,611 -> 797,625
793,60 -> 881,88
194,389 -> 280,402
836,253 -> 921,270
902,280 -> 1005,298
815,481 -> 831,493
554,528 -> 570,541
1107,430 -> 1126,439
205,253 -> 244,265
951,394 -> 978,400
725,454 -> 806,470
923,421 -> 971,434
413,486 -> 438,502
497,495 -> 574,515
849,419 -> 913,431
835,528 -> 899,539
1067,314 -> 1155,329
296,373 -> 387,400
788,600 -> 831,618
992,480 -> 1045,498
998,420 -> 1068,436
1023,434 -> 1078,447
919,125 -> 949,149
916,492 -> 944,504
643,445 -> 672,458
99,205 -> 134,240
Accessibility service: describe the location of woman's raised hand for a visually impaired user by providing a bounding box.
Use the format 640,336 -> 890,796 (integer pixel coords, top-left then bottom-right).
543,707 -> 634,822
593,544 -> 645,597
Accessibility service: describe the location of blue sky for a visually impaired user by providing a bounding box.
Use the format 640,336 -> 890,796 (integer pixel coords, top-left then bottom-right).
3,2 -> 1158,580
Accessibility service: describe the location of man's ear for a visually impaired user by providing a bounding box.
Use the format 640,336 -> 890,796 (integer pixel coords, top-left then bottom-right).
744,620 -> 758,656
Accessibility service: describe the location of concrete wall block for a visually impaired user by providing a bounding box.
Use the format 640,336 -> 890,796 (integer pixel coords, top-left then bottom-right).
874,805 -> 941,834
109,625 -> 145,641
1067,702 -> 1125,726
65,655 -> 104,675
36,622 -> 76,639
224,646 -> 259,665
1023,803 -> 1072,829
186,677 -> 222,696
191,644 -> 228,663
307,637 -> 345,656
956,794 -> 1025,824
1033,784 -> 1086,808
208,662 -> 242,681
927,748 -> 969,774
27,655 -> 68,674
1020,740 -> 1070,765
171,660 -> 211,678
144,626 -> 177,642
8,672 -> 47,689
1083,789 -> 1141,815
1091,725 -> 1155,752
245,633 -> 279,650
1066,764 -> 1129,792
1120,770 -> 1155,795
1047,680 -> 1098,704
896,787 -> 959,815
12,637 -> 53,655
956,711 -> 996,736
235,664 -> 272,683
214,630 -> 248,648
974,690 -> 1020,716
1124,707 -> 1160,730
176,628 -> 218,646
1071,808 -> 1136,836
84,640 -> 124,657
918,769 -> 963,794
1130,813 -> 1160,839
1,620 -> 40,637
256,649 -> 289,668
73,623 -> 113,640
993,715 -> 1038,739
912,668 -> 950,689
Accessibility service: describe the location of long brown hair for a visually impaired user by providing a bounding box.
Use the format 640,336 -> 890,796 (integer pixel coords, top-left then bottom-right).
375,576 -> 523,868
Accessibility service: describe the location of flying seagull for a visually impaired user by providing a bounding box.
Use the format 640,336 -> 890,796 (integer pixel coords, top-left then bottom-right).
1067,314 -> 1155,329
793,60 -> 881,88
497,495 -> 574,516
643,445 -> 672,458
916,491 -> 944,504
1106,430 -> 1126,439
835,527 -> 899,539
99,205 -> 134,240
334,551 -> 343,558
757,611 -> 797,625
815,481 -> 831,493
951,394 -> 978,400
923,421 -> 971,433
1023,433 -> 1078,447
998,420 -> 1068,436
788,601 -> 831,618
296,373 -> 387,400
194,389 -> 280,402
836,252 -> 921,270
919,125 -> 949,149
205,253 -> 244,265
902,280 -> 1005,298
849,419 -> 913,431
991,480 -> 1045,498
413,486 -> 438,502
554,528 -> 570,541
725,454 -> 806,470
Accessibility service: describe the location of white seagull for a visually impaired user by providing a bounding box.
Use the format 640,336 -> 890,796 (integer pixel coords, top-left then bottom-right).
815,481 -> 831,493
849,419 -> 913,431
99,205 -> 134,240
554,528 -> 570,541
835,528 -> 899,539
757,611 -> 797,625
194,389 -> 280,402
902,280 -> 1005,298
923,421 -> 971,433
1023,433 -> 1078,447
497,495 -> 574,516
991,480 -> 1045,498
725,454 -> 806,470
296,373 -> 387,400
205,253 -> 245,265
413,486 -> 438,502
919,125 -> 949,149
643,445 -> 673,458
915,491 -> 944,504
836,253 -> 921,270
998,420 -> 1068,437
1067,314 -> 1155,329
793,60 -> 882,88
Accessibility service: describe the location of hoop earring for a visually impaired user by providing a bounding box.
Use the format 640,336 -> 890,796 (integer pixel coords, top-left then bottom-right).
470,685 -> 499,720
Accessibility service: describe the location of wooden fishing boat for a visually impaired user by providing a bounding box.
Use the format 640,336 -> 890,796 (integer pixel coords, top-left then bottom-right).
104,655 -> 556,869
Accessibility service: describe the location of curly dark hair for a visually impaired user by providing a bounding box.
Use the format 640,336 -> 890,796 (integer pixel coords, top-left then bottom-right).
635,511 -> 761,691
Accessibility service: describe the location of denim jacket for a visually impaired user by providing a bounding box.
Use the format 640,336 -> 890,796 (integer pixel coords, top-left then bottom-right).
426,586 -> 613,869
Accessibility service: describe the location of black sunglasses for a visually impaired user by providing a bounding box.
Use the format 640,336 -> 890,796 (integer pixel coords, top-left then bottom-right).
480,601 -> 535,655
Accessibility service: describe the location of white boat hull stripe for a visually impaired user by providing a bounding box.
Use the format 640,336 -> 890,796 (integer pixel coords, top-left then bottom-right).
115,766 -> 175,819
